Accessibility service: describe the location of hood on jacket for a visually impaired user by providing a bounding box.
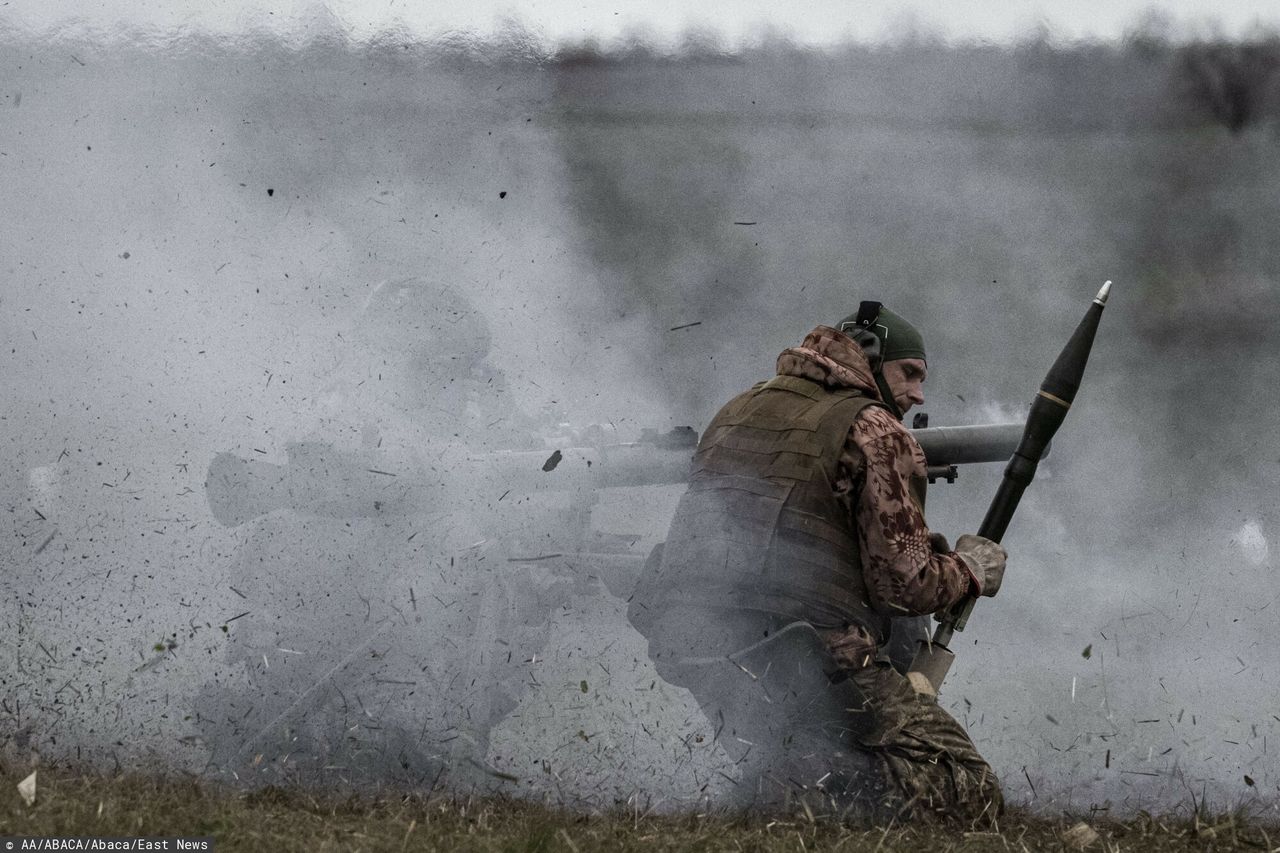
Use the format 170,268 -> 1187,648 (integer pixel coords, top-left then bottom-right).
775,325 -> 882,399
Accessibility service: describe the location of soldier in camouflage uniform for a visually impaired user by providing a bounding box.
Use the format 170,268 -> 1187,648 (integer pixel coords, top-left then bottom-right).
628,304 -> 1006,823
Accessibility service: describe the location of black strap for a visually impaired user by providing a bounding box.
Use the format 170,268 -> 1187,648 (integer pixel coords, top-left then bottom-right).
854,300 -> 882,328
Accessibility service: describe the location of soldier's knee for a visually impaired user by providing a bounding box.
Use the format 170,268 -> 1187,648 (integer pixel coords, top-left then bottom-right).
960,764 -> 1004,825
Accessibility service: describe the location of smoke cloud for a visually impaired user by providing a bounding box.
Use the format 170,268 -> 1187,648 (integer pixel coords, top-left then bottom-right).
2,21 -> 1278,818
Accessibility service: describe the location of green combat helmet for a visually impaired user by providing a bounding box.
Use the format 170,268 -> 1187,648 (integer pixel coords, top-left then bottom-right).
836,301 -> 926,421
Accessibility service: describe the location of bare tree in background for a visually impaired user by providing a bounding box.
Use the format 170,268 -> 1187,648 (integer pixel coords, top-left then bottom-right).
1180,39 -> 1280,132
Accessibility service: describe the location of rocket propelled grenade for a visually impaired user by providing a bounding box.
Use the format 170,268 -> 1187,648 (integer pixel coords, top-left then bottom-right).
908,282 -> 1112,696
974,279 -> 1110,548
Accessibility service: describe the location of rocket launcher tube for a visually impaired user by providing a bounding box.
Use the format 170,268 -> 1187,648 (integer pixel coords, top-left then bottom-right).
206,423 -> 1037,527
911,281 -> 1111,689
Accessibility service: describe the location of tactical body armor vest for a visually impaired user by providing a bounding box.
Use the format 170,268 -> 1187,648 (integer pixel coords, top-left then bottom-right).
641,374 -> 918,648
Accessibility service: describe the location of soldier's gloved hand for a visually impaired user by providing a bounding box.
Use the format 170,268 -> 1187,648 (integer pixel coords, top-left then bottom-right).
928,532 -> 951,554
954,533 -> 1007,598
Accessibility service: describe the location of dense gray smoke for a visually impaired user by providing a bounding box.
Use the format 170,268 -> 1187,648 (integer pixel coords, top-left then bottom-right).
2,24 -> 1279,818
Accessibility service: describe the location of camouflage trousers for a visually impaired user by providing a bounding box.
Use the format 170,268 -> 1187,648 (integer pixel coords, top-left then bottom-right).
850,662 -> 1003,825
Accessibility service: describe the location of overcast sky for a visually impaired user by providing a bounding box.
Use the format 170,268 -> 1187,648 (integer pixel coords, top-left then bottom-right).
5,0 -> 1278,46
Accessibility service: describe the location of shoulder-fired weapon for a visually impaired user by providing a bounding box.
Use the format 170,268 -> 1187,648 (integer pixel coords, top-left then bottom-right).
204,423 -> 1030,528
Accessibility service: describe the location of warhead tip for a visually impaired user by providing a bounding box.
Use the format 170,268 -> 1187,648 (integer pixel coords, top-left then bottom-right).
1093,280 -> 1112,306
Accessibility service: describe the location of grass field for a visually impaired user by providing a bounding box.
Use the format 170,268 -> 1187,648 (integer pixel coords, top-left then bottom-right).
2,763 -> 1276,852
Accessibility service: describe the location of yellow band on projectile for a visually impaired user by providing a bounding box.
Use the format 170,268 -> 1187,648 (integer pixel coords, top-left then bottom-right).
1038,390 -> 1071,409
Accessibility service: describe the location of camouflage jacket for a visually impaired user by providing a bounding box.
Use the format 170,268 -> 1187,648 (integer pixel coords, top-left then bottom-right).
776,326 -> 976,669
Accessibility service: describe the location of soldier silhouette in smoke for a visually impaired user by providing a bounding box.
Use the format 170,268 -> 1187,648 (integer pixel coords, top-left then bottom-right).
197,278 -> 600,789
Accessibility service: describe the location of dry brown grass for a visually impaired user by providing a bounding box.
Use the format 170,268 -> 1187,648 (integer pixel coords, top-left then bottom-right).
1,762 -> 1276,852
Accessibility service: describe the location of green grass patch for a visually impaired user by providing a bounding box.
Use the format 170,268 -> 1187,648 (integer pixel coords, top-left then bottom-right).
1,762 -> 1275,852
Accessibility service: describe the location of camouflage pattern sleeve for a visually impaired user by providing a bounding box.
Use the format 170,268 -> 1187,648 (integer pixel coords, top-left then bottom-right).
847,406 -> 976,617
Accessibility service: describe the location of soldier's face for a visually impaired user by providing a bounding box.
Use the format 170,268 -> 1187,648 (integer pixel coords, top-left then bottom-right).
881,358 -> 927,416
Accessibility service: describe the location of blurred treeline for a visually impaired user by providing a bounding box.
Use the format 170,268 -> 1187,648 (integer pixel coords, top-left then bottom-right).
7,21 -> 1278,132
556,37 -> 1280,135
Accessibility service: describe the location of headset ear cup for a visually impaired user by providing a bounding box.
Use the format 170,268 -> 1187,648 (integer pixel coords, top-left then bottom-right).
851,329 -> 882,371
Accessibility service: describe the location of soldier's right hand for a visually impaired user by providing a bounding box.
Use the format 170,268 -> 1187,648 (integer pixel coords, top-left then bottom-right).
954,534 -> 1007,598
